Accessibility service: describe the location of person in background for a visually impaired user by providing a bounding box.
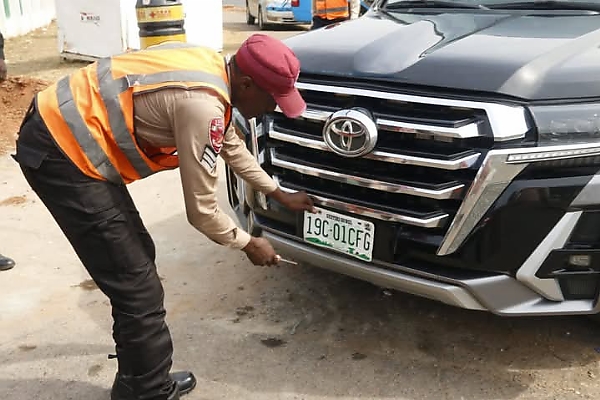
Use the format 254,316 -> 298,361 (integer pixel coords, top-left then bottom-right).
0,30 -> 15,272
0,30 -> 6,81
311,0 -> 361,30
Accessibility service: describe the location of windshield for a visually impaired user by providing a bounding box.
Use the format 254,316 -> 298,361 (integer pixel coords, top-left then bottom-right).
381,0 -> 600,7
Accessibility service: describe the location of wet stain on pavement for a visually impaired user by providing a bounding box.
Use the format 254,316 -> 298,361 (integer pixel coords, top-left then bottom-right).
261,338 -> 286,348
77,279 -> 99,291
0,195 -> 27,206
88,364 -> 103,376
236,306 -> 254,316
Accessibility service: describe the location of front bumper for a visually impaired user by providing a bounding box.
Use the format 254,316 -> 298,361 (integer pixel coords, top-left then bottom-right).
265,9 -> 298,24
249,212 -> 600,316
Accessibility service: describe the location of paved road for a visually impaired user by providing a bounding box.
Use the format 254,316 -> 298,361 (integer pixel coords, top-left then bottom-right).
225,0 -> 246,7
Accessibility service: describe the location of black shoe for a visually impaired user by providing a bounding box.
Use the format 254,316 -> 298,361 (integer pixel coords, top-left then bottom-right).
0,254 -> 15,271
169,371 -> 197,395
111,371 -> 196,400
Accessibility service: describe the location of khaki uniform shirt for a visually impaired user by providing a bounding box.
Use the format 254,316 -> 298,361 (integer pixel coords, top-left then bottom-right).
133,88 -> 277,250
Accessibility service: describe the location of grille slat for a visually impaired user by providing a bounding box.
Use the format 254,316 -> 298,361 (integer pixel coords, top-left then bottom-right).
276,106 -> 485,140
273,177 -> 449,228
376,117 -> 482,139
268,123 -> 481,170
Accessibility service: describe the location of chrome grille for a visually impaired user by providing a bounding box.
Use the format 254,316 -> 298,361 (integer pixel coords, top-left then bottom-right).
259,81 -> 530,246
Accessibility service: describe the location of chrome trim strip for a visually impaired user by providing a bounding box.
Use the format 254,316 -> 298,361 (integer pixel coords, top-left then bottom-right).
239,113 -> 266,210
376,118 -> 480,139
438,142 -> 600,255
276,107 -> 482,139
572,172 -> 600,206
273,176 -> 448,228
232,108 -> 248,135
506,143 -> 600,164
248,117 -> 259,157
270,149 -> 464,200
268,124 -> 481,170
437,149 -> 527,256
299,108 -> 331,122
293,82 -> 530,141
269,126 -> 330,151
516,212 -> 581,302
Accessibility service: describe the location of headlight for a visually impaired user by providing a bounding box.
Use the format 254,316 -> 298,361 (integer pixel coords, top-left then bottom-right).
529,103 -> 600,144
504,104 -> 600,167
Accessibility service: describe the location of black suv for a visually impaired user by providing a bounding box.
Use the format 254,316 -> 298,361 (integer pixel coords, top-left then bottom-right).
227,0 -> 600,317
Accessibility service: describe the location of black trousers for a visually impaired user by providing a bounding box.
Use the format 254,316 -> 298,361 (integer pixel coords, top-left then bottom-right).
311,15 -> 348,30
13,101 -> 176,399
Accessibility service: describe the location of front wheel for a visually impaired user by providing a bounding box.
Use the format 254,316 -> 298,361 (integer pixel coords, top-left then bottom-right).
246,1 -> 256,24
258,6 -> 266,30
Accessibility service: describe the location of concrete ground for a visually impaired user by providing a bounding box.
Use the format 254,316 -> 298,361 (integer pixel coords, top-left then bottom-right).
2,7 -> 600,400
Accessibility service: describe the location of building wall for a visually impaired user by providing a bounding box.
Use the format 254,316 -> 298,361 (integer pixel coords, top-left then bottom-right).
0,0 -> 56,38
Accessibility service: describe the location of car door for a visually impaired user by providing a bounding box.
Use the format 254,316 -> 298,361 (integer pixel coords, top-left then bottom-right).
248,0 -> 259,18
291,0 -> 312,23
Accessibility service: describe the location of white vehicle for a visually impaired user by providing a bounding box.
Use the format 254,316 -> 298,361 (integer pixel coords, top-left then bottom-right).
246,0 -> 304,30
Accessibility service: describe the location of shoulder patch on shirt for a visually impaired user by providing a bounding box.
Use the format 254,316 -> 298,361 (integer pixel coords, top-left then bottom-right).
209,117 -> 225,154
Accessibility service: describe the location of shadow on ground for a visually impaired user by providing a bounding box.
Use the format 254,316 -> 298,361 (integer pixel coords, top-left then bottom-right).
226,21 -> 309,33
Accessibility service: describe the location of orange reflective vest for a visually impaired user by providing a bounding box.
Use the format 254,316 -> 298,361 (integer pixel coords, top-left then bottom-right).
314,0 -> 349,19
36,43 -> 232,184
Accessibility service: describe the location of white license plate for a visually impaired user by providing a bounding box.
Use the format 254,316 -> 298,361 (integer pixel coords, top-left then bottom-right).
303,206 -> 375,262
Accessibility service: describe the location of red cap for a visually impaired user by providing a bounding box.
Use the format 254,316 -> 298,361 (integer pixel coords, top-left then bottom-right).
235,34 -> 306,118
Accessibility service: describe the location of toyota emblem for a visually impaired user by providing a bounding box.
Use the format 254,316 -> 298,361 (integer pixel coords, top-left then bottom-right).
323,109 -> 378,157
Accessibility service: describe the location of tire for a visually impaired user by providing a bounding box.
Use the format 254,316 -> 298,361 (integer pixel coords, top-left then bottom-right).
258,6 -> 266,30
246,1 -> 255,25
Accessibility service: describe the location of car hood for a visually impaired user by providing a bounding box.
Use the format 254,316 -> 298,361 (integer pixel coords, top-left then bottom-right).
284,10 -> 600,100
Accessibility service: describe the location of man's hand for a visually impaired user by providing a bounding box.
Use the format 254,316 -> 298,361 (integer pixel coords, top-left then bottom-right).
242,237 -> 279,266
269,188 -> 317,213
0,60 -> 7,82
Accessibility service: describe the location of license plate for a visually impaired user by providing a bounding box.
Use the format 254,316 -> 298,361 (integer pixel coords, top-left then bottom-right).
303,207 -> 375,262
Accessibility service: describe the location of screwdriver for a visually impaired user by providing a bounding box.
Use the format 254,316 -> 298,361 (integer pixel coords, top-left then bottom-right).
275,255 -> 298,265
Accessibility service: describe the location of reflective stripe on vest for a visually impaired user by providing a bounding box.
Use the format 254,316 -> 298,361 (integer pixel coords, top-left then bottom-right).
55,76 -> 122,183
53,57 -> 230,184
316,6 -> 348,13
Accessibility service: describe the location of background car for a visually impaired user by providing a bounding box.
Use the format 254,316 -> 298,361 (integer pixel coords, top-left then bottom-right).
246,0 -> 310,30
